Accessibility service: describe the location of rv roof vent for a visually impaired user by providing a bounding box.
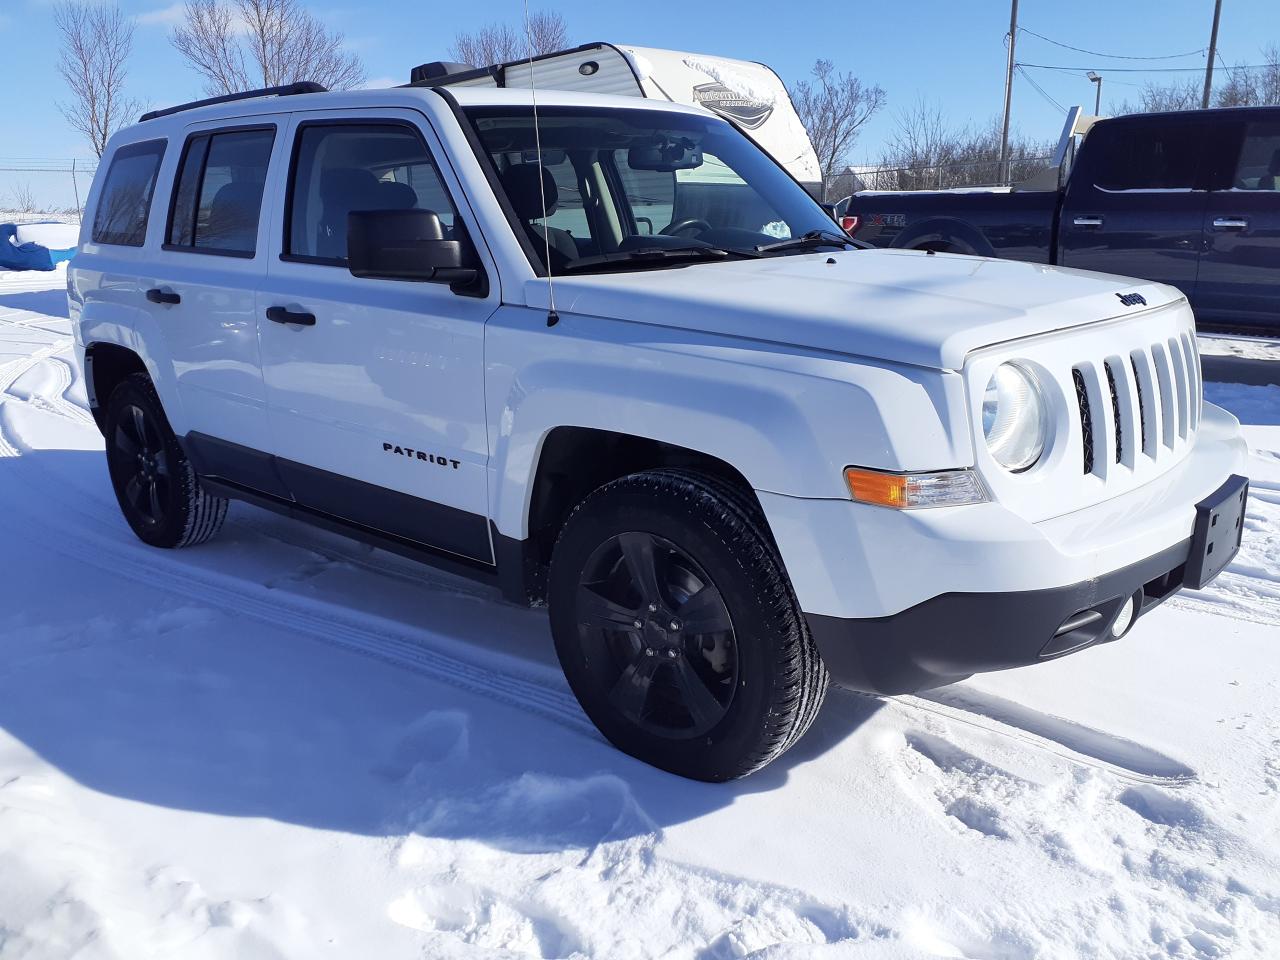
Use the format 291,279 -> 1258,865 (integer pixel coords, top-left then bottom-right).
410,62 -> 478,85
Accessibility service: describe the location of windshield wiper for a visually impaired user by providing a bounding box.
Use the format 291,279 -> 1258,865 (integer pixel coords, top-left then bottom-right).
755,229 -> 855,254
560,245 -> 761,272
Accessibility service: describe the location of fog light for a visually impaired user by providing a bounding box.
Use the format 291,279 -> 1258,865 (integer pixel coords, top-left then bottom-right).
1110,595 -> 1138,638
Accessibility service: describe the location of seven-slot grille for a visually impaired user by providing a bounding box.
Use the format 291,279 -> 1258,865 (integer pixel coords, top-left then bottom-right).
1071,331 -> 1201,476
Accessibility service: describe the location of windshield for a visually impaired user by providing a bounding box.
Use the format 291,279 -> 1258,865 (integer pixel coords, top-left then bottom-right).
463,105 -> 842,273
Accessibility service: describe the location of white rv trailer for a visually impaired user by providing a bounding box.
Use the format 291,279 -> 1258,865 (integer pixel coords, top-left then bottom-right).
409,43 -> 824,195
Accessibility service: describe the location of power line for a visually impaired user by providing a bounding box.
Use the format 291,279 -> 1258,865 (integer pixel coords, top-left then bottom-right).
1019,26 -> 1205,61
1015,65 -> 1066,112
1018,60 -> 1278,75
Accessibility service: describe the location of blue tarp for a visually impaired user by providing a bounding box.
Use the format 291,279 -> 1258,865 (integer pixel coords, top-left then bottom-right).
0,223 -> 77,271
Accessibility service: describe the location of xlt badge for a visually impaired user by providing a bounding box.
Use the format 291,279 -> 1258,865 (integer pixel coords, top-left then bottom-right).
383,442 -> 460,470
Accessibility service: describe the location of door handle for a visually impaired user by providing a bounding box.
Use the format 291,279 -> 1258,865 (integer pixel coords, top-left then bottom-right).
266,306 -> 316,327
1212,217 -> 1248,230
1073,216 -> 1104,228
145,288 -> 181,305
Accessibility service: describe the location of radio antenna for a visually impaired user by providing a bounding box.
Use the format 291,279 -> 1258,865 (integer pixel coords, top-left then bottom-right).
522,0 -> 559,327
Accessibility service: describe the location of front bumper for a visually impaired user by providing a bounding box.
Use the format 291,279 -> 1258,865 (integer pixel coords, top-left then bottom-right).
806,539 -> 1192,694
805,470 -> 1248,695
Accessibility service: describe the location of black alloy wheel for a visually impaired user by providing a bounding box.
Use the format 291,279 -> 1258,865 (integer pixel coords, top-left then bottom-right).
112,401 -> 172,529
576,530 -> 738,740
549,469 -> 828,781
104,373 -> 228,548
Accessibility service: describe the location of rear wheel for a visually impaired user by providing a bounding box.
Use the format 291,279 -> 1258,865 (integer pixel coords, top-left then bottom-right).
548,469 -> 827,781
104,374 -> 227,548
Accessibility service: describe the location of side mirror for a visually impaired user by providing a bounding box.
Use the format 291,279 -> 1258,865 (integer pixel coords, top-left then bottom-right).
347,209 -> 482,291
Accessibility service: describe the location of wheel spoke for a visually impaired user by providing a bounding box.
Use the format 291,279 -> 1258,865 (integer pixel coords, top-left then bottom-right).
113,423 -> 139,458
608,651 -> 662,721
578,583 -> 640,631
147,480 -> 162,520
677,583 -> 731,634
124,474 -> 145,512
130,406 -> 148,452
672,657 -> 724,730
618,532 -> 666,607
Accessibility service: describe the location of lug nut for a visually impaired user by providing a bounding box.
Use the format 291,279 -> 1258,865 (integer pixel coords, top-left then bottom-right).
665,648 -> 679,659
633,619 -> 643,629
644,648 -> 655,656
669,620 -> 681,631
648,603 -> 658,613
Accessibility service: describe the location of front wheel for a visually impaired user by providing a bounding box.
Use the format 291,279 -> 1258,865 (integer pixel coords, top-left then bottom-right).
104,373 -> 228,549
548,469 -> 827,781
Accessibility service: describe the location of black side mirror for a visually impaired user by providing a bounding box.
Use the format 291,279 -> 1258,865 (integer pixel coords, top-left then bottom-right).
347,209 -> 483,293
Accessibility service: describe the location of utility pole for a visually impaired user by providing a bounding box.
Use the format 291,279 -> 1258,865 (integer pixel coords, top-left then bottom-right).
1202,0 -> 1223,108
999,0 -> 1019,184
1088,71 -> 1103,114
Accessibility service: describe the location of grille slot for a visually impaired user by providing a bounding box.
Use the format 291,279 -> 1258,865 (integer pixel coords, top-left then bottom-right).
1073,367 -> 1094,475
1130,354 -> 1148,453
1104,361 -> 1122,464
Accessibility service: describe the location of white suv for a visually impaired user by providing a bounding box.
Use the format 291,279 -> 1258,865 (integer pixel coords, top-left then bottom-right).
69,81 -> 1249,781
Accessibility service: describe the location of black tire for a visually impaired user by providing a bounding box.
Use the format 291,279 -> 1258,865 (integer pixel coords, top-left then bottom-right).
548,469 -> 828,781
104,373 -> 228,549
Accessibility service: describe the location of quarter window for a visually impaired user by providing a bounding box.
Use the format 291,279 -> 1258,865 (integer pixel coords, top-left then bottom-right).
92,139 -> 167,247
167,128 -> 275,256
1092,122 -> 1203,191
1230,122 -> 1280,190
285,123 -> 458,264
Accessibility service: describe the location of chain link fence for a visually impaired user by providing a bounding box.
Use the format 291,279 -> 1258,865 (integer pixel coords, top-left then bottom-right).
830,154 -> 1054,198
0,158 -> 98,222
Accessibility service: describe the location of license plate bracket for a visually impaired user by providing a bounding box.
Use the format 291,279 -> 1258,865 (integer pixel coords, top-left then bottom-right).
1184,474 -> 1249,590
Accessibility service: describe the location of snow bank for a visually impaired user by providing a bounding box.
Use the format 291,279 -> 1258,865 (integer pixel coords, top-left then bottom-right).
0,271 -> 1277,959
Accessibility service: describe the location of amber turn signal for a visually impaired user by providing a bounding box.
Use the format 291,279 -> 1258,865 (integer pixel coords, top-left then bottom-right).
844,467 -> 987,509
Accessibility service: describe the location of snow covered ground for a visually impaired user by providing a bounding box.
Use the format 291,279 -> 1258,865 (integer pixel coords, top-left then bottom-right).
0,267 -> 1278,959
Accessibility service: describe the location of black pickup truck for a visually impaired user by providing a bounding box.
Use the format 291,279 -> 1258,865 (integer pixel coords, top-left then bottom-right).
844,106 -> 1280,334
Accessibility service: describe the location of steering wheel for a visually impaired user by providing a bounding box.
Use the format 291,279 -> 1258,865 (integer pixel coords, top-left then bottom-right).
661,218 -> 712,238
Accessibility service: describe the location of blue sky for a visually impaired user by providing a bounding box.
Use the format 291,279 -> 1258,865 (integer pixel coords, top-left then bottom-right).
2,0 -> 1275,201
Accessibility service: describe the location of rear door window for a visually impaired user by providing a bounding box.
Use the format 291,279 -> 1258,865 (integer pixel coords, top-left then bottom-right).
285,122 -> 458,264
1228,121 -> 1280,190
92,139 -> 167,246
1091,122 -> 1204,191
167,127 -> 275,256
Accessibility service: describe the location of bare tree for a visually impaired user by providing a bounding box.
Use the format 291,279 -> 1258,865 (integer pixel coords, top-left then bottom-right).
1117,79 -> 1202,115
171,0 -> 365,95
449,11 -> 568,66
7,183 -> 39,219
789,60 -> 886,200
868,99 -> 1053,192
1117,47 -> 1280,115
1214,45 -> 1280,107
54,1 -> 141,158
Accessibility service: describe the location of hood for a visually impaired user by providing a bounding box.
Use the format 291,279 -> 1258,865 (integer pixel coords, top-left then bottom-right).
526,249 -> 1181,370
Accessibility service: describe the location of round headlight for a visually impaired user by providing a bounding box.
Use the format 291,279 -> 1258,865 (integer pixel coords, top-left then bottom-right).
982,362 -> 1048,472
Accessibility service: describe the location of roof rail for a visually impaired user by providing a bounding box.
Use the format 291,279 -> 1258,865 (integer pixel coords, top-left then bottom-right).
138,82 -> 327,123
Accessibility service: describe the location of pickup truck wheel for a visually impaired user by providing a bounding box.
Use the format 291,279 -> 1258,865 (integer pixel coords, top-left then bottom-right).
104,373 -> 228,549
549,469 -> 828,781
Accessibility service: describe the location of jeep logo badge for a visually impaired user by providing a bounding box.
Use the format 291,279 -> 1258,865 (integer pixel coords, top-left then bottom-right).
1116,292 -> 1147,307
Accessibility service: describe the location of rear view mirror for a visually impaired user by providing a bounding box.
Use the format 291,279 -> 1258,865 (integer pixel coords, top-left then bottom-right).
347,209 -> 482,292
628,137 -> 703,172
